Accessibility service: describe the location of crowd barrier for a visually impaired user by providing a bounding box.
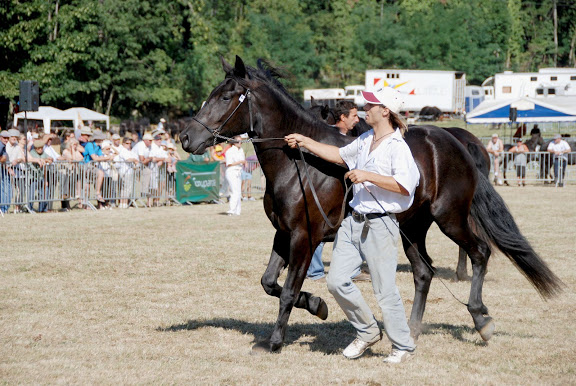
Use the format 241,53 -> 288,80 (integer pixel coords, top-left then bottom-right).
491,151 -> 575,185
0,160 -> 180,214
0,154 -> 571,215
0,160 -> 265,214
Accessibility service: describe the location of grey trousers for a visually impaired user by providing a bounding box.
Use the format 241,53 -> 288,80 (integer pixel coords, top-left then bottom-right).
326,214 -> 416,351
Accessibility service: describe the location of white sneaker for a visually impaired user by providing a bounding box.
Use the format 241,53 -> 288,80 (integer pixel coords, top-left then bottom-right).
248,197 -> 256,201
342,336 -> 381,359
383,348 -> 415,364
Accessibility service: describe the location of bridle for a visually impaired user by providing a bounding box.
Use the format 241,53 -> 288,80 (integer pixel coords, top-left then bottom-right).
190,86 -> 347,228
192,89 -> 258,146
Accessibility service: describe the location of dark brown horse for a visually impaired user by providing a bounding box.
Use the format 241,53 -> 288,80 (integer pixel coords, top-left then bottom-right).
180,56 -> 562,353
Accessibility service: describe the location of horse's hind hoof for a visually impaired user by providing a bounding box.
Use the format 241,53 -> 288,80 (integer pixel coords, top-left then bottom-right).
250,340 -> 282,355
316,299 -> 328,320
478,317 -> 495,341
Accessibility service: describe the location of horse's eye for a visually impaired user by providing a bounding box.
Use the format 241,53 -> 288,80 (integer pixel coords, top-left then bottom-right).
222,93 -> 233,101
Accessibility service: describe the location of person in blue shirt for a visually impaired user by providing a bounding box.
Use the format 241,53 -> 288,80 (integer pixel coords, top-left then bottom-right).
82,131 -> 114,206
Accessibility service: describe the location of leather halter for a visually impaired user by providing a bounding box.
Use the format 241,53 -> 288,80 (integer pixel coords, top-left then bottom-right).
192,89 -> 255,145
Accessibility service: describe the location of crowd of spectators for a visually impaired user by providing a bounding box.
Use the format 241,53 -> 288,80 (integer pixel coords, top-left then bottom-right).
0,123 -> 181,213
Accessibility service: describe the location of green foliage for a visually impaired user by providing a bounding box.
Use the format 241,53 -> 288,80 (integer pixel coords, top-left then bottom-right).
1,0 -> 575,121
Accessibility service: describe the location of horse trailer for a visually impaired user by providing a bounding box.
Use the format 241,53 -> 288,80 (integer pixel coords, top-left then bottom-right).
481,68 -> 576,101
364,69 -> 466,116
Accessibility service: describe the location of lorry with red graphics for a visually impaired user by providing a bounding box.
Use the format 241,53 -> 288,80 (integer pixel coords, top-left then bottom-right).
364,69 -> 467,116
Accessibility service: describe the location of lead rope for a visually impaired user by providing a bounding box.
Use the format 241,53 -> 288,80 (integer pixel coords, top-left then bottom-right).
360,182 -> 469,307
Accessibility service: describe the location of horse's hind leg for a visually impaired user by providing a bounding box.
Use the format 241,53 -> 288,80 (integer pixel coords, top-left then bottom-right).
261,231 -> 328,318
436,218 -> 494,341
456,247 -> 471,281
400,218 -> 434,341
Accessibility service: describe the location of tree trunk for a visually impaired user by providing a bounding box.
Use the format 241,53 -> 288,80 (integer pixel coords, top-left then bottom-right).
106,88 -> 115,117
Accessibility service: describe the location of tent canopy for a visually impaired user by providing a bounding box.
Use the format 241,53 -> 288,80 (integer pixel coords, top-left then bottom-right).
14,106 -> 110,133
466,96 -> 576,124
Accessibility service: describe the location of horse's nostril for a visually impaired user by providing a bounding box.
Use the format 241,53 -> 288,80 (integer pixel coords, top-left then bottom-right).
181,134 -> 189,149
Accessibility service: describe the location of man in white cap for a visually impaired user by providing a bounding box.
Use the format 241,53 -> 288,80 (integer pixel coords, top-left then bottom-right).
157,118 -> 166,132
285,87 -> 419,364
486,133 -> 504,185
547,134 -> 571,187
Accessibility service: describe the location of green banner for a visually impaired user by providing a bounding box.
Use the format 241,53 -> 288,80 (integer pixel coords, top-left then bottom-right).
175,161 -> 220,203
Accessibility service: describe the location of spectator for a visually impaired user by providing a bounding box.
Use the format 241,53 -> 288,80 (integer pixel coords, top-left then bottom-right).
486,133 -> 504,185
547,134 -> 571,187
157,118 -> 166,132
130,131 -> 140,149
212,144 -> 230,201
134,133 -> 154,205
28,139 -> 53,212
111,133 -> 123,153
78,127 -> 93,148
165,142 -> 180,196
241,155 -> 257,201
99,140 -> 120,209
149,134 -> 168,206
83,131 -> 113,207
188,147 -> 210,163
0,131 -> 9,213
510,138 -> 529,186
225,136 -> 246,216
62,138 -> 84,209
116,137 -> 139,209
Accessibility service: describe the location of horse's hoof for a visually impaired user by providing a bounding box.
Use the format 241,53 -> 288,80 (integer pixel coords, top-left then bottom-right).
478,317 -> 495,341
250,340 -> 282,355
316,299 -> 328,320
455,273 -> 472,282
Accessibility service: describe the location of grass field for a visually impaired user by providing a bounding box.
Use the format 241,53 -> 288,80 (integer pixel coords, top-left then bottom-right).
1,186 -> 575,384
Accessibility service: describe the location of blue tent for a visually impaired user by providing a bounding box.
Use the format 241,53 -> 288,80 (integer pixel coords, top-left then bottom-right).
466,96 -> 576,124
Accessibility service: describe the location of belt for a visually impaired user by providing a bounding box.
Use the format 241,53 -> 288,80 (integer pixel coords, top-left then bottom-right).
351,210 -> 388,222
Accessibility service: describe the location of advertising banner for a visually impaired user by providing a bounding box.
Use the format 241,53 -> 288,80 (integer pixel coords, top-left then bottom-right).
175,161 -> 220,203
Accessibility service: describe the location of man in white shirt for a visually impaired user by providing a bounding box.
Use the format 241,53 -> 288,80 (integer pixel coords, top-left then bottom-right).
547,134 -> 572,187
225,136 -> 246,215
285,87 -> 419,364
115,137 -> 139,208
486,133 -> 504,185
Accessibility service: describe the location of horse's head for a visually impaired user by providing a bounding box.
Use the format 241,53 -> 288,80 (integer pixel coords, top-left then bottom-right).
181,56 -> 258,154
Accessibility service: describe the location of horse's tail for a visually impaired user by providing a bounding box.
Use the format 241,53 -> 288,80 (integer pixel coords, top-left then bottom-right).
470,172 -> 564,298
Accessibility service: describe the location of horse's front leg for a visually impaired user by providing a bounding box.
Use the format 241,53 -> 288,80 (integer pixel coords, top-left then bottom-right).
260,231 -> 329,320
253,232 -> 315,354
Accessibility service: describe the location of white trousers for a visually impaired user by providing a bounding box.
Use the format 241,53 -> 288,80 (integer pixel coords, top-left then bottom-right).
225,167 -> 242,215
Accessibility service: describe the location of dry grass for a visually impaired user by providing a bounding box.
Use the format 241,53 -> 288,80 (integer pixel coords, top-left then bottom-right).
1,186 -> 575,384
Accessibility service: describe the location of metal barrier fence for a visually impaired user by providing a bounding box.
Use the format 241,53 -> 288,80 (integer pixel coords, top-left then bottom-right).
491,151 -> 575,186
0,161 -> 179,214
1,154 -> 570,215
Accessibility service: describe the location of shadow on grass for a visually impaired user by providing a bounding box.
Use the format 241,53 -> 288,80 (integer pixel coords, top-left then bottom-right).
421,322 -> 519,345
157,317 -> 510,353
157,318 -> 355,354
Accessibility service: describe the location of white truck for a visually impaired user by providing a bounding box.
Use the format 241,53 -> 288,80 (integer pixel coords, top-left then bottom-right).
364,69 -> 466,115
481,68 -> 576,100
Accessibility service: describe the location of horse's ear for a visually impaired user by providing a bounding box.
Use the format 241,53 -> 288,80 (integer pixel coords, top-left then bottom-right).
310,96 -> 317,107
221,56 -> 233,74
321,105 -> 330,120
233,55 -> 247,78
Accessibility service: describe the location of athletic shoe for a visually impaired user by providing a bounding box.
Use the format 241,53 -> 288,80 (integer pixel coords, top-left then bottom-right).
247,197 -> 256,201
383,348 -> 415,364
342,334 -> 381,359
